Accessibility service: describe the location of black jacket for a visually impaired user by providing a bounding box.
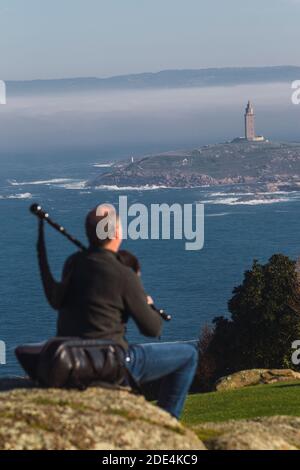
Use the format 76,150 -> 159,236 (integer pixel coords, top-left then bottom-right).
37,233 -> 162,349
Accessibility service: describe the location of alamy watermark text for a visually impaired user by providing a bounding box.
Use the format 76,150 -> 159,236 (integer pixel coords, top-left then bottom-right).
0,341 -> 6,365
0,80 -> 6,104
95,196 -> 205,250
291,80 -> 300,105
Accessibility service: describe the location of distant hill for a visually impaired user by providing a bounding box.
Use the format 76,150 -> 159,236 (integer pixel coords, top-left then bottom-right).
89,141 -> 300,189
7,66 -> 300,95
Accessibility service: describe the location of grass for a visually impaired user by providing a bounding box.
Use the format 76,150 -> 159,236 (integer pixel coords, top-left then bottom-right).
181,380 -> 300,426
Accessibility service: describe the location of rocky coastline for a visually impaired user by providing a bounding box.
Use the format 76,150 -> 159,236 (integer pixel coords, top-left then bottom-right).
88,141 -> 300,191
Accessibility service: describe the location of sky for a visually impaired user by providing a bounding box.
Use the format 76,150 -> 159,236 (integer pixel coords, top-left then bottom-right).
0,0 -> 300,80
1,0 -> 300,154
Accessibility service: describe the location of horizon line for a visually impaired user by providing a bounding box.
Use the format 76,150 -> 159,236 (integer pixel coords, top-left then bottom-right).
5,64 -> 300,84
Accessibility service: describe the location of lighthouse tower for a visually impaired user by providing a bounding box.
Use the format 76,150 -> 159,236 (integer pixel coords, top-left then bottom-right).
244,101 -> 255,141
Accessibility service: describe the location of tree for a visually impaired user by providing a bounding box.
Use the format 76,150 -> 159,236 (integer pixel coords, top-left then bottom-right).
198,254 -> 300,388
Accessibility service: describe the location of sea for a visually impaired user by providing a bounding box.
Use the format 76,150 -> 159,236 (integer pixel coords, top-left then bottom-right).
1,147 -> 300,376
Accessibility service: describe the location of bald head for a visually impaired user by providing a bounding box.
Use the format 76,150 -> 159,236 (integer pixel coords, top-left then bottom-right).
85,204 -> 122,251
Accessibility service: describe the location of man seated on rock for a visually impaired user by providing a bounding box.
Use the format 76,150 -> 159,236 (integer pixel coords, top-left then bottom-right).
37,204 -> 198,420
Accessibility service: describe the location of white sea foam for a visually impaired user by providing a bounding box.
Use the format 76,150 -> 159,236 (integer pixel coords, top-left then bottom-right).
0,192 -> 32,200
201,196 -> 292,205
9,178 -> 73,186
207,190 -> 293,198
208,192 -> 254,197
55,181 -> 87,190
93,184 -> 168,191
235,198 -> 291,205
206,212 -> 230,217
9,178 -> 88,190
202,197 -> 238,205
93,163 -> 114,168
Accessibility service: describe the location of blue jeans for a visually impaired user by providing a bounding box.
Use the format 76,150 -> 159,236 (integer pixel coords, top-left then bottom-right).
125,341 -> 199,419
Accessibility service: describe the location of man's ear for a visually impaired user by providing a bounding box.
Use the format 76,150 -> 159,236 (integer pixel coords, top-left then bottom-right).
115,219 -> 122,241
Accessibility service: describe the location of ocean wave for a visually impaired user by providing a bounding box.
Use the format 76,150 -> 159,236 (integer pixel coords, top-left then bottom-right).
208,192 -> 254,197
207,190 -> 293,197
55,181 -> 87,190
92,163 -> 114,168
9,178 -> 73,186
9,178 -> 88,190
202,196 -> 292,205
0,192 -> 32,200
206,212 -> 230,217
235,197 -> 292,205
93,184 -> 169,191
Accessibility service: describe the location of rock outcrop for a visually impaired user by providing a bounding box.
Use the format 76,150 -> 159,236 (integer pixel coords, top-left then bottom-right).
2,378 -> 300,450
194,416 -> 300,450
0,378 -> 204,450
214,369 -> 300,392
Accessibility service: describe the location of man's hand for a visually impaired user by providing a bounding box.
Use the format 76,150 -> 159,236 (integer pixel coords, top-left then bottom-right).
147,295 -> 154,305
